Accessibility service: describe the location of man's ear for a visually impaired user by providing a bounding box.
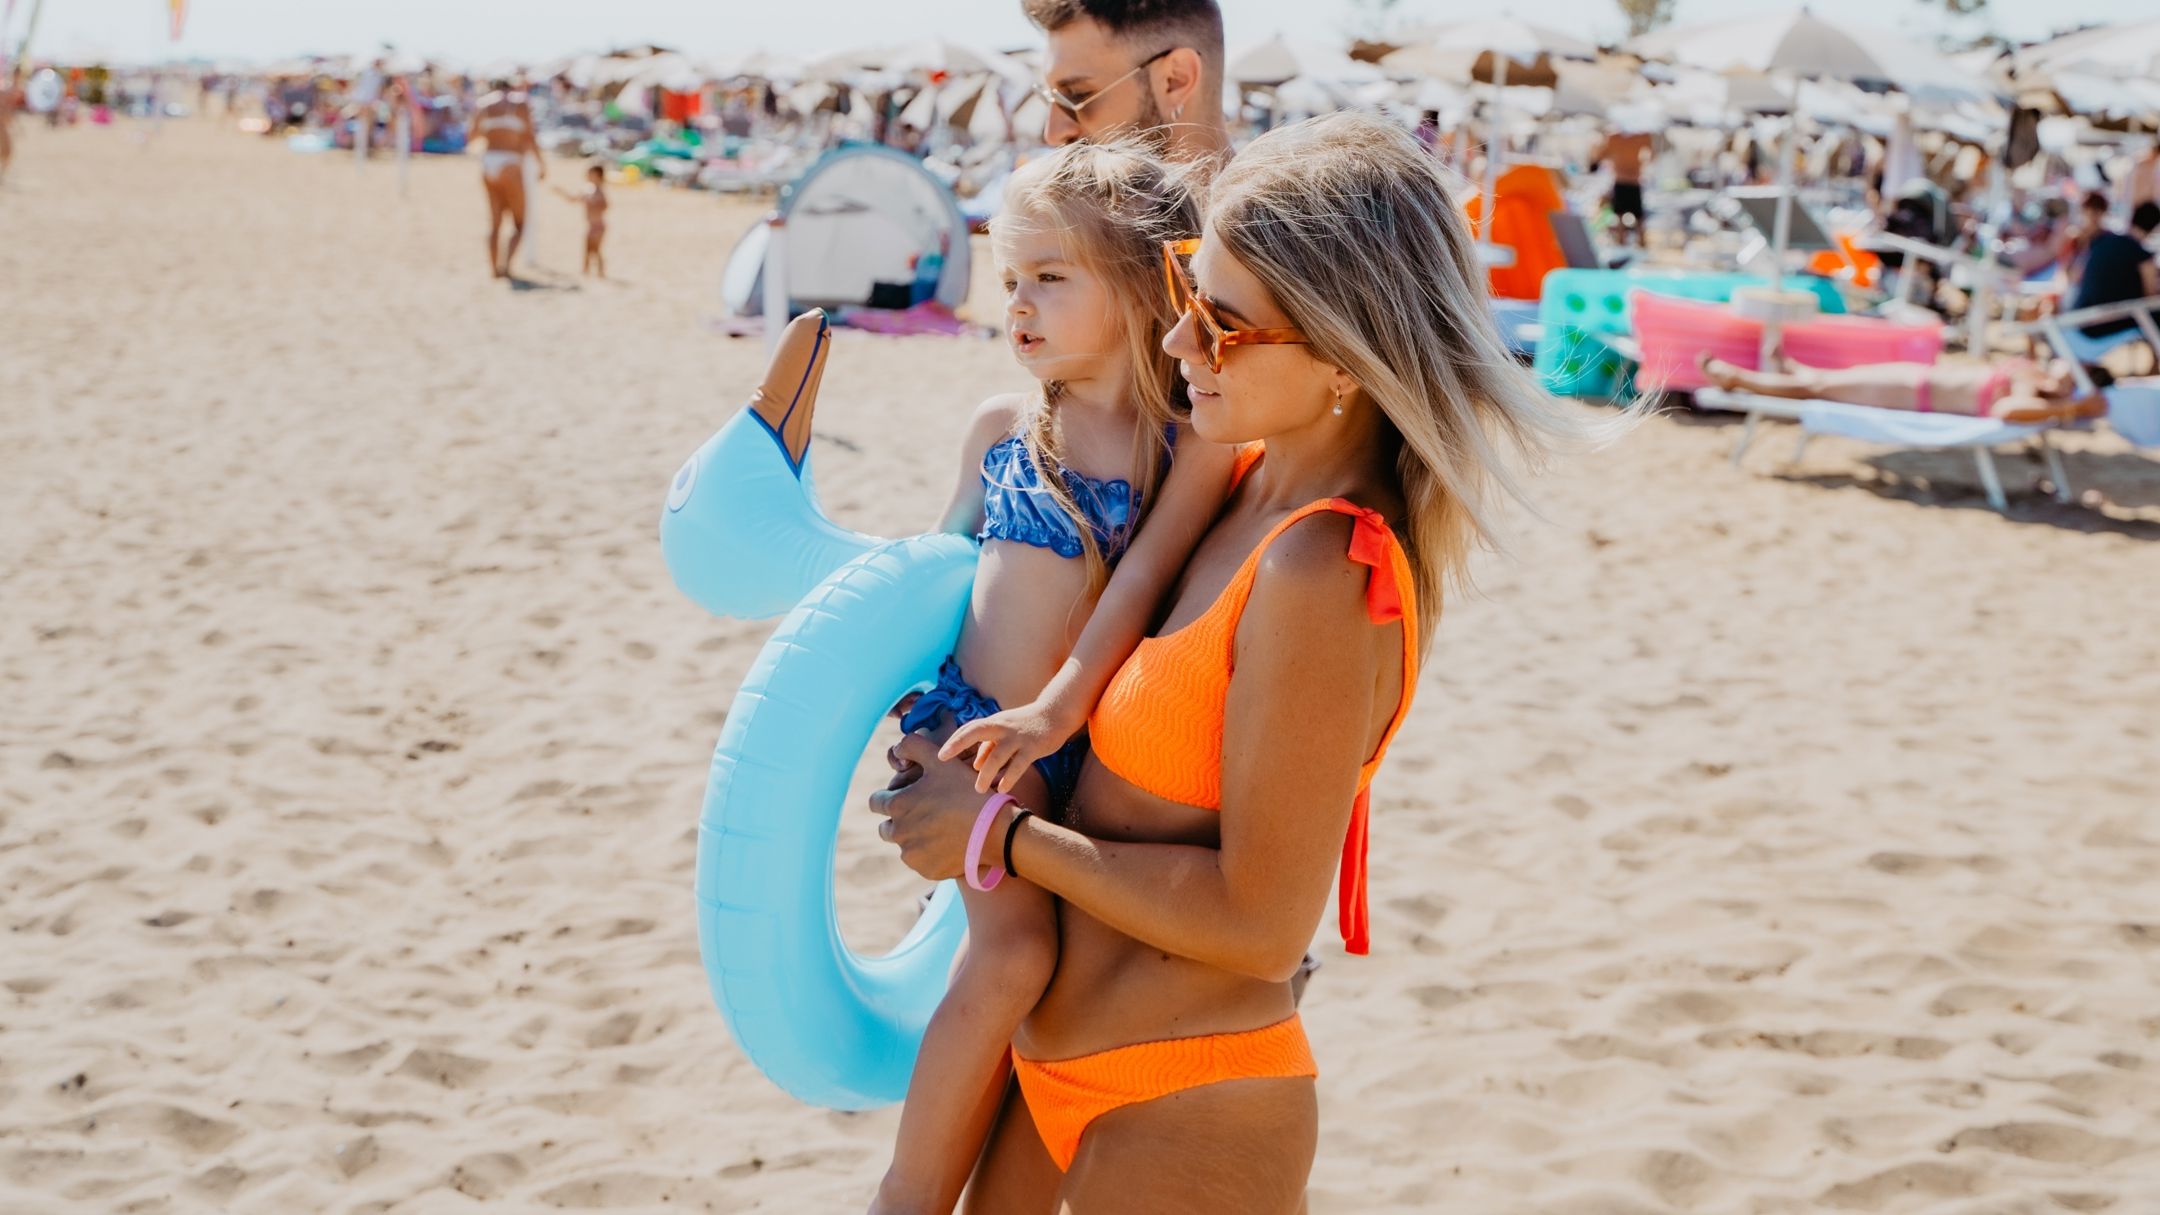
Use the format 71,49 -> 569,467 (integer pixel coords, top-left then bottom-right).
1155,47 -> 1206,117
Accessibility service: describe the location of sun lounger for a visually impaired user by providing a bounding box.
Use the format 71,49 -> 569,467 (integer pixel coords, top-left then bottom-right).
1693,387 -> 2074,512
2022,295 -> 2160,370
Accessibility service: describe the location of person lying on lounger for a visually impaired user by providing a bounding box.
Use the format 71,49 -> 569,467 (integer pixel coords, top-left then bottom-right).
1698,352 -> 2112,423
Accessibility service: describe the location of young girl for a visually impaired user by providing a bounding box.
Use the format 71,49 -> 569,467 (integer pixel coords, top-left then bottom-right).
870,143 -> 1236,1214
553,163 -> 608,278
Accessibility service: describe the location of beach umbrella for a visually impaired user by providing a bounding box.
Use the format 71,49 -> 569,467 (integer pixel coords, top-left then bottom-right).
1227,34 -> 1382,89
806,40 -> 1028,87
557,53 -> 606,89
1629,11 -> 1988,103
609,52 -> 705,113
1271,75 -> 1349,118
1629,10 -> 1993,355
715,49 -> 805,84
1387,20 -> 1598,257
890,40 -> 1031,87
2021,69 -> 2160,129
2019,18 -> 2160,81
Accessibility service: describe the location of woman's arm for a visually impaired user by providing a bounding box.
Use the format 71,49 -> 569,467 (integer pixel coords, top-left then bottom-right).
930,394 -> 1023,536
940,432 -> 1238,787
878,513 -> 1393,981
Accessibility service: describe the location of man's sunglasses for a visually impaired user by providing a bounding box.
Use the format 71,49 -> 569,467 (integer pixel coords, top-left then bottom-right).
1033,47 -> 1175,120
1161,239 -> 1307,373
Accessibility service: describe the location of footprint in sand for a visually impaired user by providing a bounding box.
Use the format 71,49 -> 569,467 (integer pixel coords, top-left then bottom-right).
1819,1159 -> 1984,1209
1939,1122 -> 2140,1166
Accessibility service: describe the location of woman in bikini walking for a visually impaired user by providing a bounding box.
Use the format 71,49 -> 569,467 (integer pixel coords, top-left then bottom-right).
872,111 -> 1591,1211
472,80 -> 544,279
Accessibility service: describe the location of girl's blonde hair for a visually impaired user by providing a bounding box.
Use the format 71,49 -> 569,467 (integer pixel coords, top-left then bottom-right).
991,140 -> 1201,593
1205,111 -> 1613,639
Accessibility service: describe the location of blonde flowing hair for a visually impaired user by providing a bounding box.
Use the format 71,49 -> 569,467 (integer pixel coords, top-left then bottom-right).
991,140 -> 1201,593
1205,112 -> 1618,638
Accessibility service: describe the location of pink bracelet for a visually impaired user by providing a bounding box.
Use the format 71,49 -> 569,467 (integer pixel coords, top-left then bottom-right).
964,793 -> 1014,891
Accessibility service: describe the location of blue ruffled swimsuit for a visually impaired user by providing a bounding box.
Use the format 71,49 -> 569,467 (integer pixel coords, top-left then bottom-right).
899,428 -> 1174,813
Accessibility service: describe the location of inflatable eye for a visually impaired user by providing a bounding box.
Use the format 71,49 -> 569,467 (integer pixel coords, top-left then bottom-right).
666,456 -> 698,513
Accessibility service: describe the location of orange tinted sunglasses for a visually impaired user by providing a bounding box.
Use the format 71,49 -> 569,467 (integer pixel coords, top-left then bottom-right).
1161,239 -> 1306,373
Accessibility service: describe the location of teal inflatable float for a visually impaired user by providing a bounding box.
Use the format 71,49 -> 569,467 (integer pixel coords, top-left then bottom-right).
1535,270 -> 1846,398
661,312 -> 972,1109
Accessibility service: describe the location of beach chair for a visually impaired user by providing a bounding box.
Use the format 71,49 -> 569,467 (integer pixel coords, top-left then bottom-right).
1548,211 -> 1604,272
1725,188 -> 1839,255
2024,295 -> 2160,371
1692,387 -> 2076,512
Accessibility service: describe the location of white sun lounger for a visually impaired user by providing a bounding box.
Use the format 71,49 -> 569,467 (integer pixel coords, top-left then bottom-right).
2020,295 -> 2160,378
1693,388 -> 2072,512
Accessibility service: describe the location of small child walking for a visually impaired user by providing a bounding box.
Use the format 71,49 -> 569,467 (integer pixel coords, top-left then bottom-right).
553,164 -> 608,278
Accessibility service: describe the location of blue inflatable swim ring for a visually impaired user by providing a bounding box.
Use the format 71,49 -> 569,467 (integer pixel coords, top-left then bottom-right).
662,313 -> 975,1109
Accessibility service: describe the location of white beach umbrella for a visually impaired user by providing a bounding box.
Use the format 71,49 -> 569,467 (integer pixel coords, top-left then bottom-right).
2033,70 -> 2160,127
806,40 -> 1027,87
716,50 -> 806,84
559,53 -> 604,89
1398,18 -> 1598,67
2019,18 -> 2160,81
471,59 -> 527,84
1228,34 -> 1382,88
892,40 -> 1031,86
1270,76 -> 1346,117
1629,10 -> 1988,104
1389,20 -> 1599,256
1408,77 -> 1470,114
1630,9 -> 1995,355
617,52 -> 705,97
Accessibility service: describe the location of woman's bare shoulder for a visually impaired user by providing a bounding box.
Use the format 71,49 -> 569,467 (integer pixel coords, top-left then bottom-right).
1250,511 -> 1371,626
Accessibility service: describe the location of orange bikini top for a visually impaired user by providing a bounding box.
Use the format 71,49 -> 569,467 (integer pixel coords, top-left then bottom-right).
1089,445 -> 1421,954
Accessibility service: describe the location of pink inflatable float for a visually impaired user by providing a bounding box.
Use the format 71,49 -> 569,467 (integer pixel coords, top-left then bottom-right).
1632,291 -> 1944,392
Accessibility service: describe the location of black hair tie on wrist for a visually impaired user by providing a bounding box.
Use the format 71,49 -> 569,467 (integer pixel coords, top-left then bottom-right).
1003,809 -> 1034,881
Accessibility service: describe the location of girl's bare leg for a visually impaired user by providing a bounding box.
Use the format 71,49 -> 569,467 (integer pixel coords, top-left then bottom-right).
960,1081 -> 1061,1215
873,762 -> 1059,1215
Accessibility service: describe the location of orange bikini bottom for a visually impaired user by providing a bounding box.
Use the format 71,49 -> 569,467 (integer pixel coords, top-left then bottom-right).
1010,1016 -> 1317,1171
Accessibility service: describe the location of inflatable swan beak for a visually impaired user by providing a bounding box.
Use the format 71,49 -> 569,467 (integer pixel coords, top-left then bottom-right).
662,309 -> 884,620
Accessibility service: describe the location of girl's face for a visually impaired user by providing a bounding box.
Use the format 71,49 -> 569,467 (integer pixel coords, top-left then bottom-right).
994,222 -> 1121,384
1163,236 -> 1340,445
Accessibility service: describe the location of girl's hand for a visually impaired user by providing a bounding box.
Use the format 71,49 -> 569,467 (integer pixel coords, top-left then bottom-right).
870,733 -> 1006,881
939,700 -> 1077,795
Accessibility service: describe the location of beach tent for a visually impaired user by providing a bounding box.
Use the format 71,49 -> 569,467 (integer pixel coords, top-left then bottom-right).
720,144 -> 972,317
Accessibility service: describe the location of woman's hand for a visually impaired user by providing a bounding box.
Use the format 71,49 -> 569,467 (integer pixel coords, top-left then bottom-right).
939,699 -> 1079,795
870,732 -> 1010,882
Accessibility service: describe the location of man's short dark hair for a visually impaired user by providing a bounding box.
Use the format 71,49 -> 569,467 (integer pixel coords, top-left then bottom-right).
1023,0 -> 1225,73
2132,201 -> 2160,233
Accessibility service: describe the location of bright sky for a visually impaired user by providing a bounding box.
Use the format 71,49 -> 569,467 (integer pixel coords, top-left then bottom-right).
16,0 -> 2153,67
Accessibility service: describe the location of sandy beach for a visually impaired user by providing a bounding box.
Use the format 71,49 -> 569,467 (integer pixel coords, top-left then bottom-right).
4,119 -> 2159,1213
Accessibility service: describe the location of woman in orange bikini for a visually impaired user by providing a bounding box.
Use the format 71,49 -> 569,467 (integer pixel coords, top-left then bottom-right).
871,112 -> 1586,1212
